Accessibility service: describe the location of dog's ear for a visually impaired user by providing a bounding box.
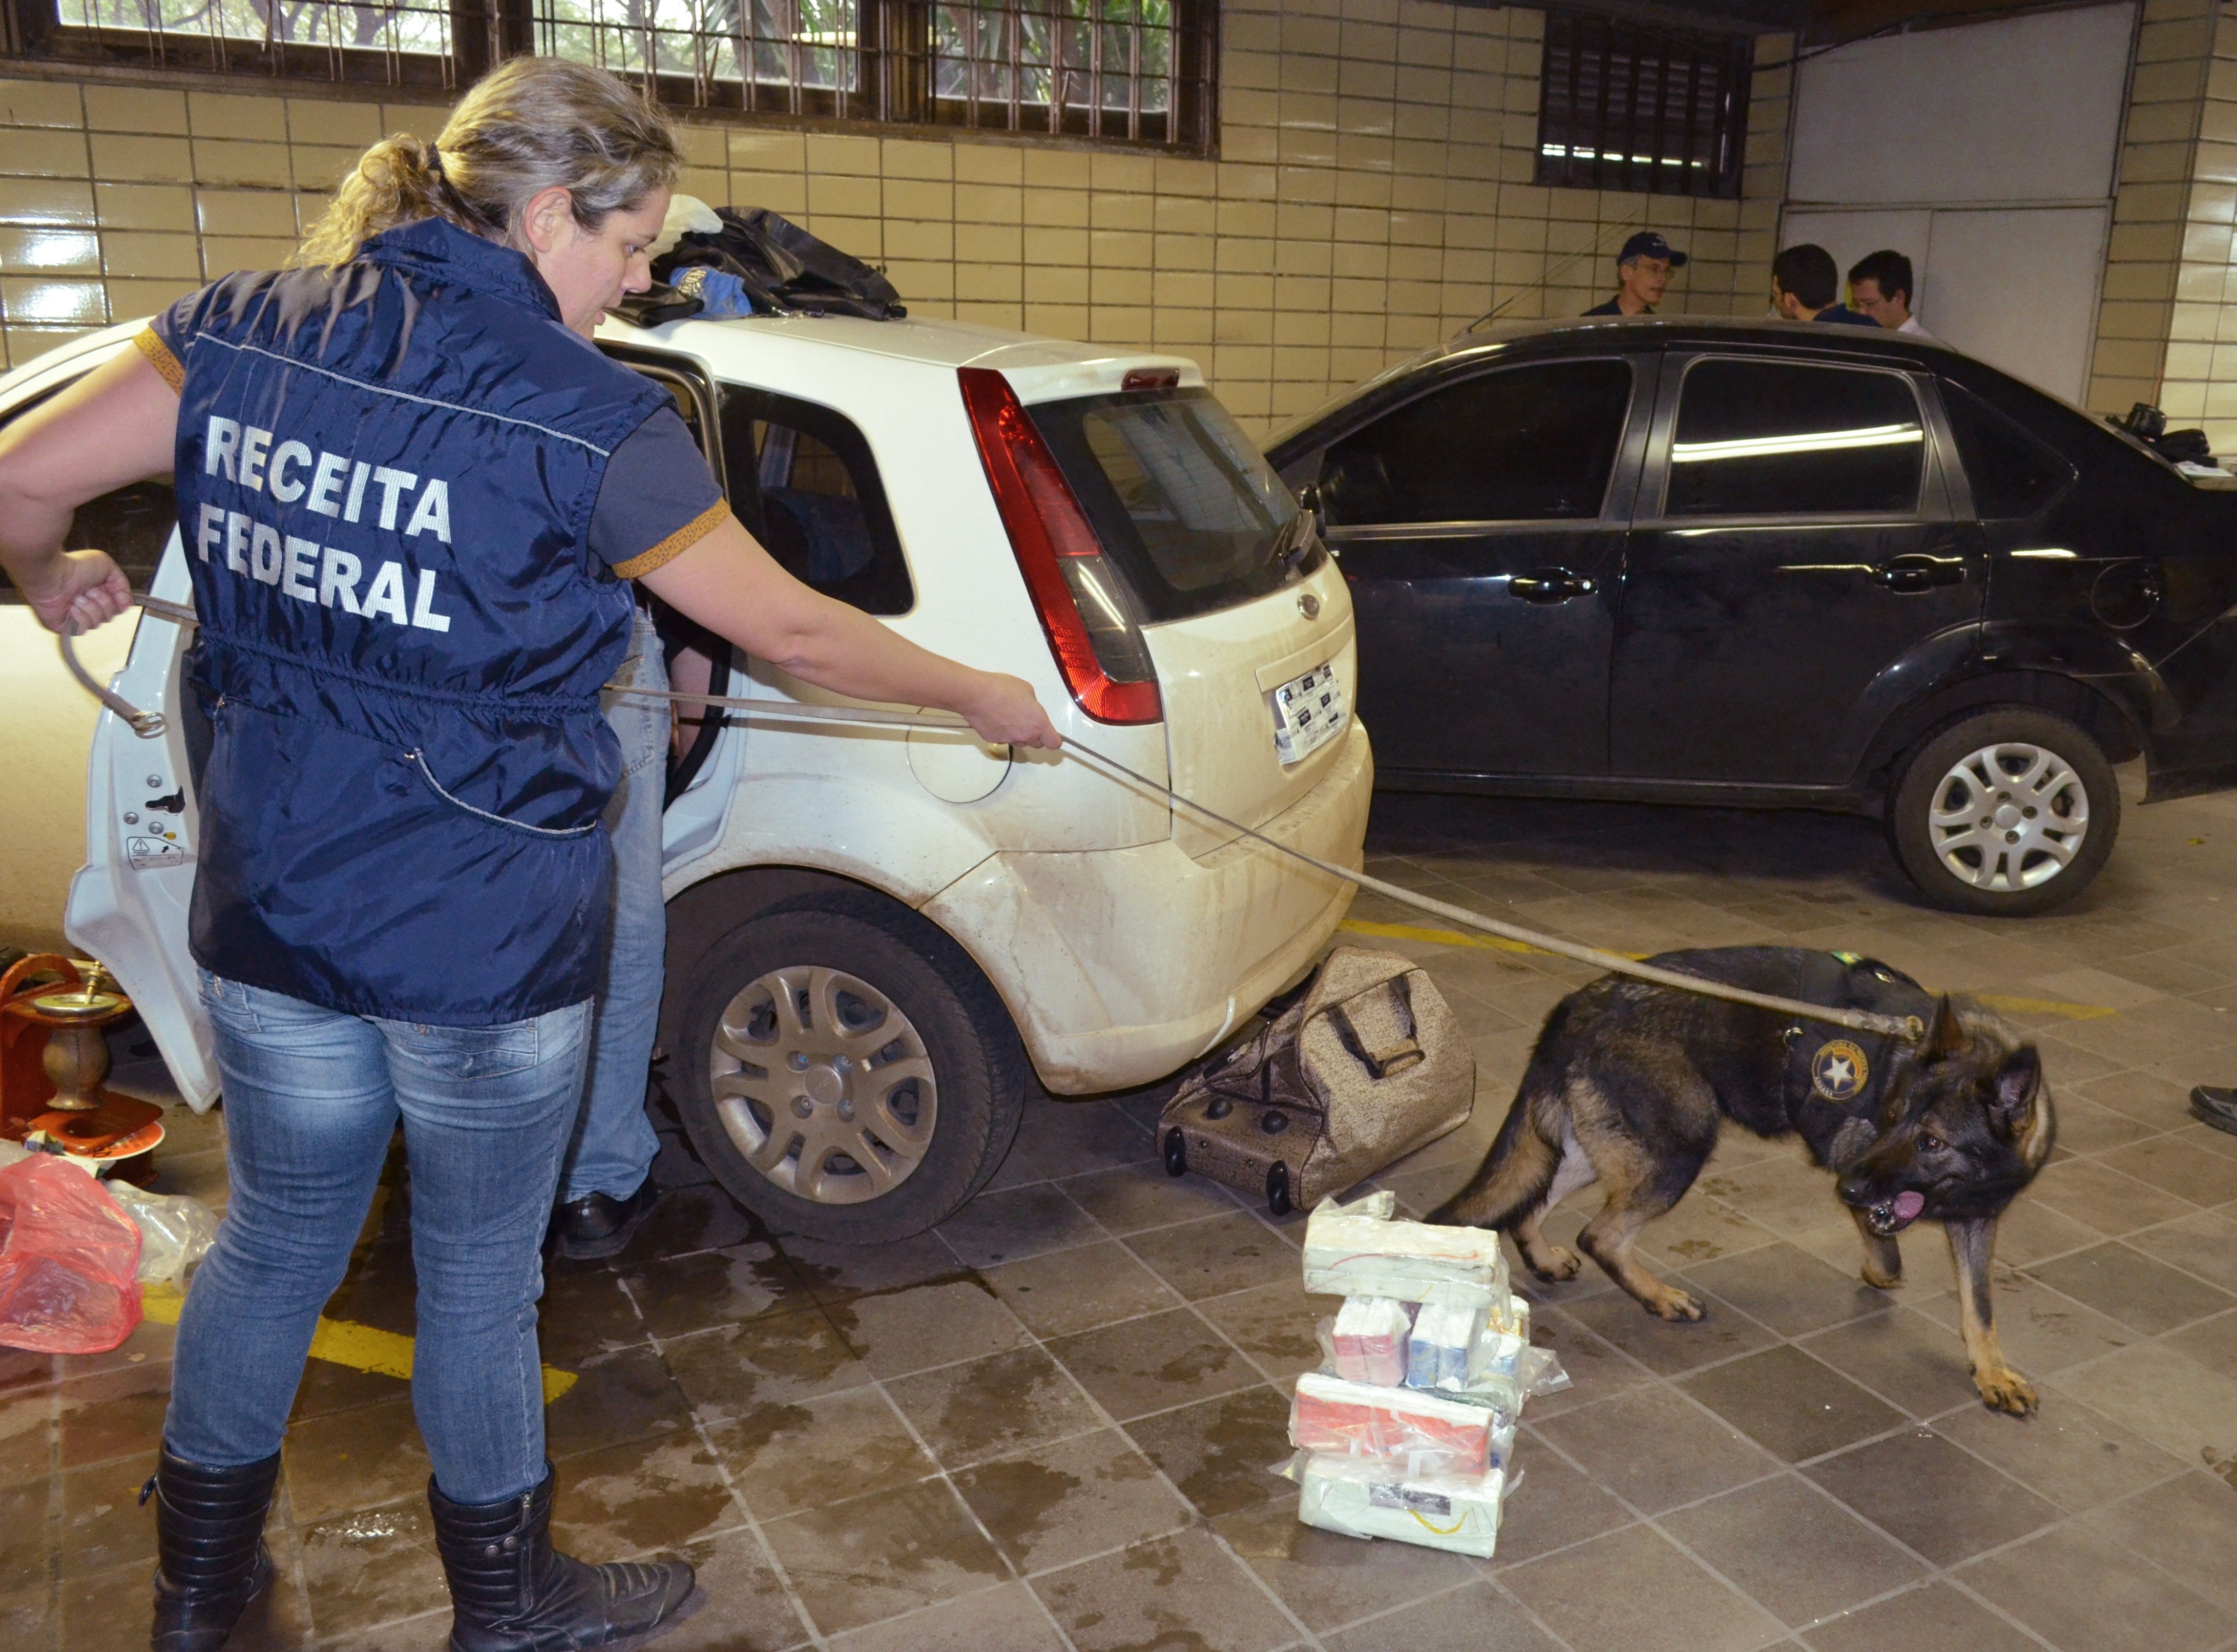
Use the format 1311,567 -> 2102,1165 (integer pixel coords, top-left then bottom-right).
1988,1045 -> 2042,1140
1922,995 -> 1971,1061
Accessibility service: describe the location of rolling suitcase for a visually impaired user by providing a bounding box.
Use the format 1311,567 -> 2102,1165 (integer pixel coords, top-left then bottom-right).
1160,947 -> 1475,1215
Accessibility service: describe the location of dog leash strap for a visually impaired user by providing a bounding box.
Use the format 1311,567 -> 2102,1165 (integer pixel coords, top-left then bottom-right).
618,685 -> 1929,1044
63,605 -> 1926,1048
54,592 -> 199,738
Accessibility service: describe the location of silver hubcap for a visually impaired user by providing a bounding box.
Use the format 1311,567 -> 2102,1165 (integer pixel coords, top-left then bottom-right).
1926,741 -> 2089,892
708,965 -> 937,1205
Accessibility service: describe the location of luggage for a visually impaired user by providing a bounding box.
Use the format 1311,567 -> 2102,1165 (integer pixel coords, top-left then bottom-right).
656,207 -> 907,320
1159,947 -> 1474,1215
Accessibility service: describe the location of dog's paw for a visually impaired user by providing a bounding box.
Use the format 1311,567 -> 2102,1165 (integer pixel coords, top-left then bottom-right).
1647,1289 -> 1706,1323
1976,1367 -> 2038,1417
1862,1263 -> 1904,1290
1528,1246 -> 1583,1282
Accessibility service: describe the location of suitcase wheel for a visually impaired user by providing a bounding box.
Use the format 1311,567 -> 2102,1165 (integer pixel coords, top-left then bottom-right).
1266,1161 -> 1291,1217
1163,1126 -> 1187,1177
1259,1109 -> 1289,1135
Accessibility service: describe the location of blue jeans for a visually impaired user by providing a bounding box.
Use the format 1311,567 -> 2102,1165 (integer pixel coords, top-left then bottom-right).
562,610 -> 668,1202
166,972 -> 590,1504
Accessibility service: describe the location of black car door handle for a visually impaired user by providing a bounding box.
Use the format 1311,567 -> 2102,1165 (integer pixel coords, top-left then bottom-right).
1875,553 -> 1967,594
1510,568 -> 1598,603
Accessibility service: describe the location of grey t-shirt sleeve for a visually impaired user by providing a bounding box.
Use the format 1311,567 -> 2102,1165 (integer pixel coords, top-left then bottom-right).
590,407 -> 728,579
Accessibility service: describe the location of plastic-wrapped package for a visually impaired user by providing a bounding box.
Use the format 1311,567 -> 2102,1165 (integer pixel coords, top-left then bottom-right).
107,1184 -> 218,1285
1289,1371 -> 1514,1476
1488,1291 -> 1530,1340
1284,1452 -> 1509,1559
1332,1297 -> 1412,1386
1517,1344 -> 1571,1397
1302,1196 -> 1508,1308
1471,1329 -> 1529,1383
0,1156 -> 143,1353
1407,1298 -> 1488,1390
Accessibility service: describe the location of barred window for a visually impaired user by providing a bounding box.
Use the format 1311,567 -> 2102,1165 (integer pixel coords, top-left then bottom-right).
53,0 -> 448,53
1536,9 -> 1752,200
533,0 -> 888,118
932,0 -> 1179,143
2,0 -> 1212,145
10,0 -> 457,86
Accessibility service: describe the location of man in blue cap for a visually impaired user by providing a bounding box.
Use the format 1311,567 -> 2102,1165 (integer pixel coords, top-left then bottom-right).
1584,232 -> 1686,316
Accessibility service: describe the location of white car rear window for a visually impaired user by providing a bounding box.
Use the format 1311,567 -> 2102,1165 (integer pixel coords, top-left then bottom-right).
1033,388 -> 1311,621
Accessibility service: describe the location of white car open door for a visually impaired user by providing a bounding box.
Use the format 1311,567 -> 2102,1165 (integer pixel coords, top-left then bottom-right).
65,534 -> 216,1108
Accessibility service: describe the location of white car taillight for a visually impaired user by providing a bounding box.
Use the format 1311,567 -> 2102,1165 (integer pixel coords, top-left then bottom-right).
958,366 -> 1162,726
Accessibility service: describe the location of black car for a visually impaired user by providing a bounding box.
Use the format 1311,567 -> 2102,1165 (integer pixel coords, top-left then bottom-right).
1267,317 -> 2237,914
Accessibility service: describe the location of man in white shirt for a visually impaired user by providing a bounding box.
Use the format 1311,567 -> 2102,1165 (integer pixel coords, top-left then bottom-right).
1850,249 -> 1931,337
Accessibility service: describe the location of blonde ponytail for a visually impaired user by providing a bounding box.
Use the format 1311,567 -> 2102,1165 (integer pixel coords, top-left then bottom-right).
294,58 -> 683,268
295,133 -> 449,267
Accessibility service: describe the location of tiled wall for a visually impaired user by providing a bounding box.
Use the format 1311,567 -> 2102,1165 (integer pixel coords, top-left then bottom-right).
1,1 -> 1792,434
2142,0 -> 2237,449
2085,0 -> 2237,454
2087,0 -> 2215,421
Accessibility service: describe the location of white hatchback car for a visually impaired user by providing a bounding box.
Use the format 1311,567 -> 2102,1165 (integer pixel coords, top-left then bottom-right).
4,310 -> 1372,1241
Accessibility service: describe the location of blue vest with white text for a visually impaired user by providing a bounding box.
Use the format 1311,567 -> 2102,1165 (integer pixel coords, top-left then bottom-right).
169,219 -> 672,1024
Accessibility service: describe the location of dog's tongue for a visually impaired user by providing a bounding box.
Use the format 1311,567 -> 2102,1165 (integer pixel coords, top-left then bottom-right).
1892,1191 -> 1927,1225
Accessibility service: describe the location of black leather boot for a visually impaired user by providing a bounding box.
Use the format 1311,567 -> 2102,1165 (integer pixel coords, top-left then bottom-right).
143,1446 -> 281,1651
429,1463 -> 697,1651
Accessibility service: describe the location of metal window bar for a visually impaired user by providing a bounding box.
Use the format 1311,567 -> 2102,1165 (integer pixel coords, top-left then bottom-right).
922,0 -> 1183,143
1535,8 -> 1748,200
5,0 -> 1200,139
15,0 -> 458,85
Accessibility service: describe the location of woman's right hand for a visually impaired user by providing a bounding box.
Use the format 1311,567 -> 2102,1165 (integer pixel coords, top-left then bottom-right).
965,672 -> 1063,751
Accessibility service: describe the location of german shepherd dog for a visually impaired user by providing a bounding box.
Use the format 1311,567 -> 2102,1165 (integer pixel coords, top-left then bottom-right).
1432,947 -> 2056,1415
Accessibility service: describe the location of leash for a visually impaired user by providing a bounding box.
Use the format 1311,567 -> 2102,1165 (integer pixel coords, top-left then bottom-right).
57,593 -> 198,737
71,594 -> 1925,1043
621,682 -> 1926,1043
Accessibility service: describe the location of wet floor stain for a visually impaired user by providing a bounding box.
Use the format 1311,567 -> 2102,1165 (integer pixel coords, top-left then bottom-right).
549,1433 -> 736,1555
952,1455 -> 1082,1548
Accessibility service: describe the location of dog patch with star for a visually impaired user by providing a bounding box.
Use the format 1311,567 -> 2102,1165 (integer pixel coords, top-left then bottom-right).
1811,1039 -> 1870,1102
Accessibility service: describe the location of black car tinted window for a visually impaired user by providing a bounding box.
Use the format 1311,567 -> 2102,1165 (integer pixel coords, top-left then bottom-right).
1319,359 -> 1634,527
1667,358 -> 1924,518
1940,382 -> 2074,519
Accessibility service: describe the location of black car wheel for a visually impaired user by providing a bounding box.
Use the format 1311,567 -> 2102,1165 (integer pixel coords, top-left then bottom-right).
1888,708 -> 2119,915
672,896 -> 1027,1243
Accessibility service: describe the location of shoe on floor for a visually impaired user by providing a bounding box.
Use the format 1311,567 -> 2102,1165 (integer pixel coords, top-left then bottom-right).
549,1181 -> 660,1261
2192,1085 -> 2237,1136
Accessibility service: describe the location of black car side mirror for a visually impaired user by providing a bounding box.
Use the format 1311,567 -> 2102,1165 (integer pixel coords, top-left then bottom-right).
1297,480 -> 1331,558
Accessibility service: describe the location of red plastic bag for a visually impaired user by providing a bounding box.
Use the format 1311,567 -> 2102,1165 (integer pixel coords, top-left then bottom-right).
0,1156 -> 143,1353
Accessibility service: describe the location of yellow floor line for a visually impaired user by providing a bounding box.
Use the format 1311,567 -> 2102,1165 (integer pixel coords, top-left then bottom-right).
1340,922 -> 2118,1021
139,1284 -> 578,1403
1973,994 -> 2120,1022
1340,917 -> 1544,957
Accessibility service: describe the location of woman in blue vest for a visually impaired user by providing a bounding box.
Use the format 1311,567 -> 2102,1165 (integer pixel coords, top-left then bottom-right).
0,59 -> 1058,1652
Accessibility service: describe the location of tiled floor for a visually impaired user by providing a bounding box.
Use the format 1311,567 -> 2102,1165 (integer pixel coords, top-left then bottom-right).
8,769 -> 2237,1650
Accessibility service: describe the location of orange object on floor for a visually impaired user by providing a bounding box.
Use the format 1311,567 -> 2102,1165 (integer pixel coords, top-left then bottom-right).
1,953 -> 164,1160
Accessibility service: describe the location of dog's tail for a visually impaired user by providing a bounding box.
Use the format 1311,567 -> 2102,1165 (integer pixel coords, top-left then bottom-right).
1431,1003 -> 1573,1230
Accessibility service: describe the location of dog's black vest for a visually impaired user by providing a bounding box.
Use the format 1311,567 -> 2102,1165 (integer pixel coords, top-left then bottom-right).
1778,953 -> 1935,1170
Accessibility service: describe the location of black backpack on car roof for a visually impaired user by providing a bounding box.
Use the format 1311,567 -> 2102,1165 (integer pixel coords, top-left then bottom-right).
653,207 -> 906,321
